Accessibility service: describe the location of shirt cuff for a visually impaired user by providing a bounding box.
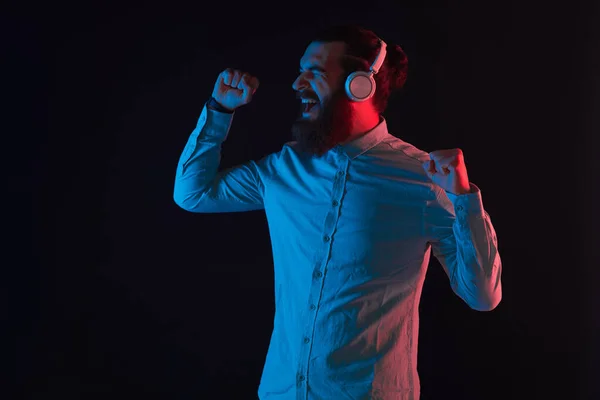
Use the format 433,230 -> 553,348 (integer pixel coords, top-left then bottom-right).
445,183 -> 485,218
200,104 -> 235,140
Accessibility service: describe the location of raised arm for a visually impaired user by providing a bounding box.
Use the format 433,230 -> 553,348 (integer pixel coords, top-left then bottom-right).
422,149 -> 502,311
173,69 -> 274,213
426,185 -> 503,311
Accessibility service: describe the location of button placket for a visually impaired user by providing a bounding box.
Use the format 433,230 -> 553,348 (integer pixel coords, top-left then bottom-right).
296,156 -> 349,400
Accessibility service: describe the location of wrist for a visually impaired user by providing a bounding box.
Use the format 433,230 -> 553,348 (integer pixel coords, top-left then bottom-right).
207,97 -> 234,114
452,183 -> 474,195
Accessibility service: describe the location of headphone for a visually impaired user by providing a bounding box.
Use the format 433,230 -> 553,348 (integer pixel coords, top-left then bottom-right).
344,39 -> 387,102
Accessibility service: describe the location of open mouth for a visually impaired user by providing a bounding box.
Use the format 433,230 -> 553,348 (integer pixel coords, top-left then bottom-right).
302,98 -> 319,113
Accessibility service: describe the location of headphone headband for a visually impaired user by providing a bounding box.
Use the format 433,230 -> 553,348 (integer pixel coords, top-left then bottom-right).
370,39 -> 387,75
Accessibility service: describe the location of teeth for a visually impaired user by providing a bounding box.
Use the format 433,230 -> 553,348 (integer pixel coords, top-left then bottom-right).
301,99 -> 318,104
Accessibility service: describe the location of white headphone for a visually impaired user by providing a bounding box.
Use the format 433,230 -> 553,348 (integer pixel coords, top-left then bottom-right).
344,39 -> 387,102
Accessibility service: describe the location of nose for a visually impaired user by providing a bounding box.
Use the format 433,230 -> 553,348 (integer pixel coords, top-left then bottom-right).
292,73 -> 308,92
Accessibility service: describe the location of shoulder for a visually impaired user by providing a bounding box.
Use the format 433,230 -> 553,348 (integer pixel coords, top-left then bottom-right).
378,135 -> 432,180
254,141 -> 299,176
383,135 -> 430,164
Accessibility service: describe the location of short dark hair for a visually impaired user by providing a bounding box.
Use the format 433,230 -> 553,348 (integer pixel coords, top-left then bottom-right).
311,25 -> 408,113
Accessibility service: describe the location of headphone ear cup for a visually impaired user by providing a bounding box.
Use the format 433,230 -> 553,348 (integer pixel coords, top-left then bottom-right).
345,71 -> 376,102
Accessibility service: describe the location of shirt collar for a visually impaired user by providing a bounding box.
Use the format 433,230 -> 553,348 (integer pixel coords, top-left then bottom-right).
335,117 -> 391,160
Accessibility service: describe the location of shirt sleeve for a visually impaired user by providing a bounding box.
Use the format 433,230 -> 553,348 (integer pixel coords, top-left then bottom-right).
425,183 -> 503,311
173,104 -> 277,213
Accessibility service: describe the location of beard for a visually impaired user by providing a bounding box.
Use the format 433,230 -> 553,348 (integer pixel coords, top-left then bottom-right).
291,88 -> 354,157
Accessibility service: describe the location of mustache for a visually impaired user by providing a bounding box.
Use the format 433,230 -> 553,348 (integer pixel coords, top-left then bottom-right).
296,91 -> 319,102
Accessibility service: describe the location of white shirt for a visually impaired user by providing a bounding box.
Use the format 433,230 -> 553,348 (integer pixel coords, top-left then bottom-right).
174,105 -> 502,400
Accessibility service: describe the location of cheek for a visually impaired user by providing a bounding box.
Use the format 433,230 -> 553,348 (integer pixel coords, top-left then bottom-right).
313,77 -> 332,95
316,76 -> 344,99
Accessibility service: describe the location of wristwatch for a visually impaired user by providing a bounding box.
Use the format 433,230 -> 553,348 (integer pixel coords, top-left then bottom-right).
207,97 -> 234,114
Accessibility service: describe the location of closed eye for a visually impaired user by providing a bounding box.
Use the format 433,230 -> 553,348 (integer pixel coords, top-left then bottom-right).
299,66 -> 327,76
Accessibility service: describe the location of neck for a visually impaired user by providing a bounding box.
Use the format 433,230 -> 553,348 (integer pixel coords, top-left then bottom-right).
342,109 -> 380,144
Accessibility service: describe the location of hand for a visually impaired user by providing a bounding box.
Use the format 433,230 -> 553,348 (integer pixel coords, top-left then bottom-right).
212,68 -> 260,111
422,148 -> 471,195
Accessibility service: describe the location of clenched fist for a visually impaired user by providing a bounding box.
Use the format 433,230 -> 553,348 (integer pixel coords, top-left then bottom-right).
212,68 -> 260,111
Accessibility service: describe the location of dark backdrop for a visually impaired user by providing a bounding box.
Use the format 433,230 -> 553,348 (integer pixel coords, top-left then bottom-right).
7,0 -> 599,399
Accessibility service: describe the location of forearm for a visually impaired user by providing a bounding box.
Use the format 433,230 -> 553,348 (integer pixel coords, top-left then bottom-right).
445,185 -> 502,311
173,104 -> 234,211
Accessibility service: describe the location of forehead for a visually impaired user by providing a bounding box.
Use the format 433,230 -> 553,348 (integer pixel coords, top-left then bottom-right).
300,41 -> 346,70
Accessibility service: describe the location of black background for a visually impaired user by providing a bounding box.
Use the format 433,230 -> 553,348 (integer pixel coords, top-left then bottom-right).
7,0 -> 600,399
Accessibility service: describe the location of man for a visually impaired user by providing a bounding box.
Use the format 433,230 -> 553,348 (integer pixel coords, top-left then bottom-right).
174,25 -> 502,400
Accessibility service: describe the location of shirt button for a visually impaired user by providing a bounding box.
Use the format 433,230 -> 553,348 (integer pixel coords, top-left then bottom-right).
456,205 -> 464,212
337,171 -> 344,177
303,337 -> 310,344
332,200 -> 338,207
310,304 -> 316,310
323,235 -> 330,242
298,374 -> 305,381
314,270 -> 323,278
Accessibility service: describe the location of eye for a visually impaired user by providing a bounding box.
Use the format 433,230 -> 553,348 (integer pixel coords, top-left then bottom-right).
299,68 -> 327,78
